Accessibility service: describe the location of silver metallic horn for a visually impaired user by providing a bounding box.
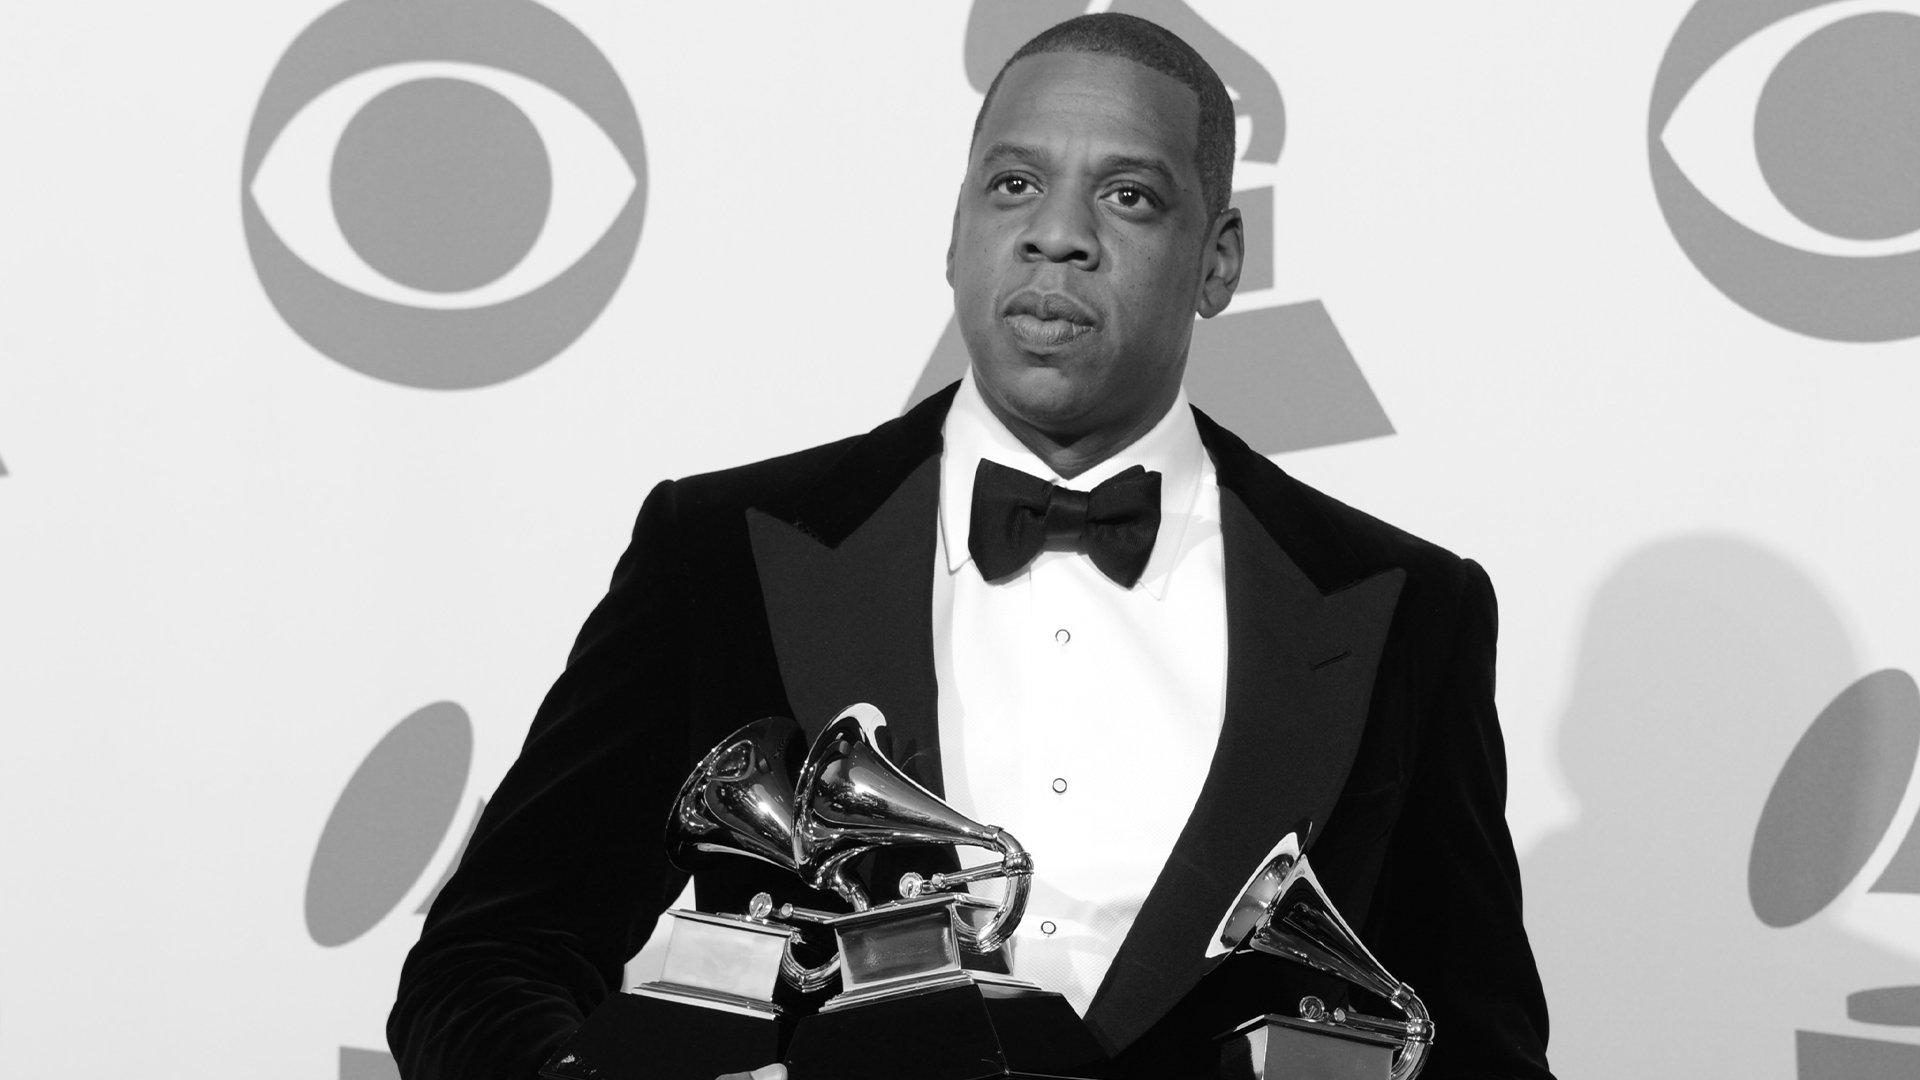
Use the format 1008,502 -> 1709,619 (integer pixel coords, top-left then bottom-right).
793,713 -> 1032,954
1220,851 -> 1434,1080
667,717 -> 807,876
665,716 -> 856,992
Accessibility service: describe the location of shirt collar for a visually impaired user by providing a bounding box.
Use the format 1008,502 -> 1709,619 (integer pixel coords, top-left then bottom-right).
938,373 -> 1207,599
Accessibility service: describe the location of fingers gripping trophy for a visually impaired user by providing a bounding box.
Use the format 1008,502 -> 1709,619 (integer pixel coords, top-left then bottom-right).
542,706 -> 1107,1080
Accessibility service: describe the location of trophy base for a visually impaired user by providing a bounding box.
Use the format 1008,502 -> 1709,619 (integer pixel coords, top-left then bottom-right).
785,976 -> 1107,1080
540,985 -> 790,1080
1216,1014 -> 1396,1080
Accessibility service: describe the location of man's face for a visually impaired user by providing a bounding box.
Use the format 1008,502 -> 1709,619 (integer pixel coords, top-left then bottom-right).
948,51 -> 1239,454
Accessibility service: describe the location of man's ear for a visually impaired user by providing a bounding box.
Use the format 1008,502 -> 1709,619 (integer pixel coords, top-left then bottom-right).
945,186 -> 964,288
1196,206 -> 1244,319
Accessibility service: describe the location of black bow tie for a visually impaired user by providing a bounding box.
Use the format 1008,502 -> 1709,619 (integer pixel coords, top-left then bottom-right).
967,459 -> 1162,588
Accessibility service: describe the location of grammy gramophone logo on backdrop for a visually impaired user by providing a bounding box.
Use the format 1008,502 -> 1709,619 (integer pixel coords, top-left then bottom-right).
242,0 -> 646,390
909,0 -> 1396,455
1750,669 -> 1920,1075
307,701 -> 484,1080
1652,0 -> 1920,342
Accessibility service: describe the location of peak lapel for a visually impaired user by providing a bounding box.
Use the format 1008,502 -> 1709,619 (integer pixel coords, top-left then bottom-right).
744,383 -> 956,792
1081,410 -> 1406,1055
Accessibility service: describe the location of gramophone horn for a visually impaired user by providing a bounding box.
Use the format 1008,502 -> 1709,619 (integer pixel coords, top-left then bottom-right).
793,711 -> 1032,953
666,716 -> 809,876
665,716 -> 854,994
1223,851 -> 1435,1080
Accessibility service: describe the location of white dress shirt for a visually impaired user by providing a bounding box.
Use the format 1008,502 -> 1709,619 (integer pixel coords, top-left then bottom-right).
931,375 -> 1229,1016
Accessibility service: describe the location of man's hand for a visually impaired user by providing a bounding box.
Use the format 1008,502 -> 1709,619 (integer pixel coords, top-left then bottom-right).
715,1065 -> 786,1080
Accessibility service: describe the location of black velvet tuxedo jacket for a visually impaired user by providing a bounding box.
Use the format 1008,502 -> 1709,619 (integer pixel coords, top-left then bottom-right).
389,383 -> 1554,1080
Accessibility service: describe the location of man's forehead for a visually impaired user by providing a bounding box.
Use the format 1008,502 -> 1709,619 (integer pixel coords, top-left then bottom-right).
971,50 -> 1202,165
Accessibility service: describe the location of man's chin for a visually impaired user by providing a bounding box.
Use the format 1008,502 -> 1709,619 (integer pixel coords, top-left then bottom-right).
977,372 -> 1098,439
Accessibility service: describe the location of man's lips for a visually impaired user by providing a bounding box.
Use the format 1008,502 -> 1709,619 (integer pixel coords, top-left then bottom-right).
1005,312 -> 1093,348
1003,291 -> 1096,351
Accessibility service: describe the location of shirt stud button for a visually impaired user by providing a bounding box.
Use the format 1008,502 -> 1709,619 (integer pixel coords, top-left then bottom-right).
1051,777 -> 1068,794
1055,628 -> 1071,645
1040,920 -> 1058,936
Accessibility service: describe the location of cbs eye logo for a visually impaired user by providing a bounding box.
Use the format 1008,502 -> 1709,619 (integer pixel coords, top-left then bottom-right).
1652,1 -> 1920,342
241,0 -> 645,389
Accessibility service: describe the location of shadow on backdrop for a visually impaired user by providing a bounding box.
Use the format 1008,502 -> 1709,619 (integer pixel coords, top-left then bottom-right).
1524,535 -> 1920,1078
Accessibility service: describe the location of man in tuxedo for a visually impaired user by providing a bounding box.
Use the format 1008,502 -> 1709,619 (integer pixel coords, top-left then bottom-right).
390,13 -> 1553,1080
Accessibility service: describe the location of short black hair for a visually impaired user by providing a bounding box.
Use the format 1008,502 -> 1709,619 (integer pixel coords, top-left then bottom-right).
971,12 -> 1236,220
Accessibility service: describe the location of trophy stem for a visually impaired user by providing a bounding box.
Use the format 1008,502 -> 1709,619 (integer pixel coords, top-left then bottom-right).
916,852 -> 1032,893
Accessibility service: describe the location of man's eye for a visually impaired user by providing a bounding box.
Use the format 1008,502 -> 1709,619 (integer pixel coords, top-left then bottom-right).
992,176 -> 1035,196
1104,185 -> 1157,210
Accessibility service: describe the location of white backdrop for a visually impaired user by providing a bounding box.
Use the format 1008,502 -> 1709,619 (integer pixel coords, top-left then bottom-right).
4,2 -> 1918,1077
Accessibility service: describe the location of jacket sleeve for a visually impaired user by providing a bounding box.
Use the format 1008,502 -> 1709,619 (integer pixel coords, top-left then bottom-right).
388,479 -> 696,1080
1366,559 -> 1555,1079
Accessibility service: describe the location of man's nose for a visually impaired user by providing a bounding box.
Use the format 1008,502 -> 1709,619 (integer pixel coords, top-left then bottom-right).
1019,192 -> 1099,268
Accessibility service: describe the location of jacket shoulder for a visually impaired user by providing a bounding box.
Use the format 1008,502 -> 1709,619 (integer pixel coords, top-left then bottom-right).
1273,470 -> 1496,651
1284,473 -> 1474,582
1197,406 -> 1477,593
663,384 -> 956,541
668,434 -> 865,521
